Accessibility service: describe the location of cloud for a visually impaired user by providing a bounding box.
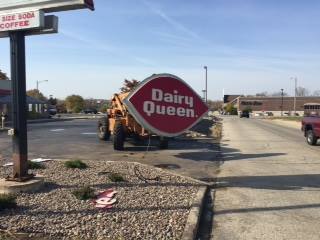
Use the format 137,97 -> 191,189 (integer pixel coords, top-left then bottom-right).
141,0 -> 201,41
59,29 -> 115,53
59,28 -> 155,67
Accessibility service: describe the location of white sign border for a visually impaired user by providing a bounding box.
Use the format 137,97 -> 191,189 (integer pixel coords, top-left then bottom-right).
0,0 -> 94,14
123,73 -> 209,137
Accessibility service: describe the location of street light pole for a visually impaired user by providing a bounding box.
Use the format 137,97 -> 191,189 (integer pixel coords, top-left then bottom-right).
281,88 -> 284,117
294,77 -> 297,116
36,80 -> 48,91
204,66 -> 208,103
290,77 -> 298,116
202,90 -> 206,102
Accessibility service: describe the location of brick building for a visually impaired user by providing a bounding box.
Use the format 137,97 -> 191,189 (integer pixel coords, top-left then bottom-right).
224,95 -> 320,116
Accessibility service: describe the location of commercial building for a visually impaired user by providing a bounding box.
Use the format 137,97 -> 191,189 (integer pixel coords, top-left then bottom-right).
224,95 -> 320,116
0,79 -> 46,120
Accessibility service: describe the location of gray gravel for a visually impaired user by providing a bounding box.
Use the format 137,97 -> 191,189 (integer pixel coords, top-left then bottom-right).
0,160 -> 201,239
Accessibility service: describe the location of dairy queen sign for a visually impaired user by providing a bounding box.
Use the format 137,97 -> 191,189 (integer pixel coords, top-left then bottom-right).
124,74 -> 209,137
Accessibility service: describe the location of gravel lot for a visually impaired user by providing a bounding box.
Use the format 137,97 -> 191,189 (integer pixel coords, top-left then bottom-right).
0,161 -> 202,240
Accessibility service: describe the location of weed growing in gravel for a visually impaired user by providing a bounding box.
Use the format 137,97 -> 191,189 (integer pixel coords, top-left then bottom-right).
109,173 -> 126,182
28,161 -> 45,169
64,160 -> 88,169
0,194 -> 16,210
72,186 -> 95,200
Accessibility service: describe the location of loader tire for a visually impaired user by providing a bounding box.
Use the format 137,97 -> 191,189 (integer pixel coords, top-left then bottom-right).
113,121 -> 125,150
159,137 -> 169,149
98,116 -> 110,141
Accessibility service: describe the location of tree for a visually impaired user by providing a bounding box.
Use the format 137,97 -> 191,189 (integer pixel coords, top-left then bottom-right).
65,95 -> 85,113
296,87 -> 310,97
312,90 -> 320,96
271,91 -> 288,97
27,89 -> 47,101
256,91 -> 268,97
56,100 -> 67,113
225,104 -> 238,115
207,100 -> 223,111
0,69 -> 9,80
48,96 -> 58,106
120,79 -> 140,93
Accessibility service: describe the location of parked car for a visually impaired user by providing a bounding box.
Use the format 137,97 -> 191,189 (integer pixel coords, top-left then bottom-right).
301,103 -> 320,145
82,108 -> 98,114
264,112 -> 274,116
240,110 -> 250,118
48,108 -> 57,116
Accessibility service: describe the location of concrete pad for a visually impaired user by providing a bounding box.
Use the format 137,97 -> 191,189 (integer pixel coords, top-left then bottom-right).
0,176 -> 44,194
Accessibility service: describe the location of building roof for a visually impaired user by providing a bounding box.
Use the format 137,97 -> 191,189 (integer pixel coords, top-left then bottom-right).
0,95 -> 45,104
0,80 -> 11,91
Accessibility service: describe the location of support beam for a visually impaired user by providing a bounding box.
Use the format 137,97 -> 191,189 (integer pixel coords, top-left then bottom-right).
8,31 -> 31,181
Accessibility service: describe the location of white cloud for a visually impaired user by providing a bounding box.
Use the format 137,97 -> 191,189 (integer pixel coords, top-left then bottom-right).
141,0 -> 201,41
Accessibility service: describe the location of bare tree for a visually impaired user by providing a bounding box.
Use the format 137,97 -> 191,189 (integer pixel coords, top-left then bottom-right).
120,79 -> 140,93
207,100 -> 223,111
0,69 -> 9,80
271,91 -> 288,97
312,90 -> 320,96
296,86 -> 310,97
256,91 -> 268,97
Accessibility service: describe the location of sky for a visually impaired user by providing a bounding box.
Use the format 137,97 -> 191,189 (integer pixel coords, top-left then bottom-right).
1,0 -> 320,100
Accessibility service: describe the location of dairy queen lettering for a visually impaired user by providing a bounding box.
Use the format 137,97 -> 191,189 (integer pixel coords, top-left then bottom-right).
124,74 -> 208,137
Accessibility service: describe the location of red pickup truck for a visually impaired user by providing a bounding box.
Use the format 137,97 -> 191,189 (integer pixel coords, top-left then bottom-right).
302,103 -> 320,145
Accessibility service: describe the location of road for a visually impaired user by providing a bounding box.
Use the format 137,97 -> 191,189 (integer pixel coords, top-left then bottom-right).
0,119 -> 220,181
213,117 -> 320,240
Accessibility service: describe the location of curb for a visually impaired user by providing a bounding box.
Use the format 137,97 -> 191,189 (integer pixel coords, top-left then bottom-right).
27,118 -> 74,124
0,128 -> 8,133
2,117 -> 94,127
182,186 -> 207,240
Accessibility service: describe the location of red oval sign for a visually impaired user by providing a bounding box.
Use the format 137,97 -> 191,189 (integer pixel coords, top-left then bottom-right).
124,74 -> 208,137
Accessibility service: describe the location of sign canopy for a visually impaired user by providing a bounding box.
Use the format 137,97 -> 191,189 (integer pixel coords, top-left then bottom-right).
0,0 -> 94,13
124,74 -> 209,137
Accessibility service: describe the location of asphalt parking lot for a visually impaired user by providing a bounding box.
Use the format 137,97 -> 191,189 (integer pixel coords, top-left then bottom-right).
0,119 -> 221,181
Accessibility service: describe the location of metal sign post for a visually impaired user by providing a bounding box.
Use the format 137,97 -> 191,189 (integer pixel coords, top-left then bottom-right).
7,31 -> 31,181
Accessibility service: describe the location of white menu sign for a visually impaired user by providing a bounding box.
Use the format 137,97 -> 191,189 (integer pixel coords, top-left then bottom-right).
0,10 -> 44,32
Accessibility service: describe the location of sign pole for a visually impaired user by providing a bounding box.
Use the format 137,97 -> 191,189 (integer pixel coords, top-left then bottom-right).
9,31 -> 30,181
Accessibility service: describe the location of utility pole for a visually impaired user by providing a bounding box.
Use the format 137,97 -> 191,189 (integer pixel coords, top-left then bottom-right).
202,90 -> 206,102
281,88 -> 284,117
291,77 -> 298,115
204,66 -> 208,103
294,77 -> 297,116
36,79 -> 48,91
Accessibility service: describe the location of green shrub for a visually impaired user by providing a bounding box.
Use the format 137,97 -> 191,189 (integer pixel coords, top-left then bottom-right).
225,104 -> 238,115
28,160 -> 45,169
72,186 -> 95,200
28,111 -> 47,120
64,160 -> 88,169
109,173 -> 126,182
0,194 -> 16,210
